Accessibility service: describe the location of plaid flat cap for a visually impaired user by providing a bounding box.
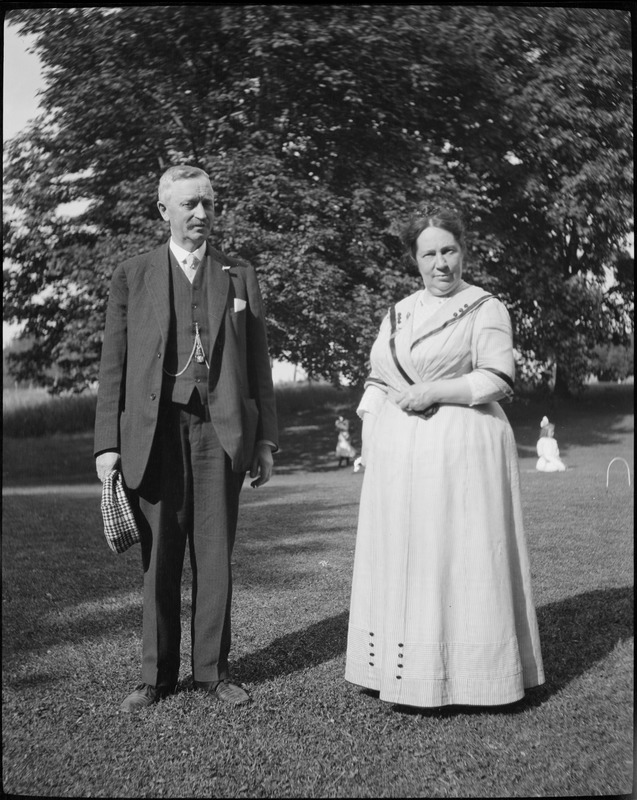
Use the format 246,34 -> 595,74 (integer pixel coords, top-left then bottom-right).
101,469 -> 141,554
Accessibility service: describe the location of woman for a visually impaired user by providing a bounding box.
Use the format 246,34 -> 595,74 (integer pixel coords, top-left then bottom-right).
345,209 -> 545,707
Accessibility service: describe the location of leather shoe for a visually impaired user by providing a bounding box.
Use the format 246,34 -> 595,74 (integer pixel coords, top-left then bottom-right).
120,683 -> 171,713
194,679 -> 251,705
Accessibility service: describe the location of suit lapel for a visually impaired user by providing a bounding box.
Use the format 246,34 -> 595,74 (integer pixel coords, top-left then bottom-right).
204,245 -> 231,346
144,243 -> 172,346
143,240 -> 230,348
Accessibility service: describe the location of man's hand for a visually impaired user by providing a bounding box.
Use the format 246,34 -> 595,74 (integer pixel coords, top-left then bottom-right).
96,452 -> 120,483
249,442 -> 274,488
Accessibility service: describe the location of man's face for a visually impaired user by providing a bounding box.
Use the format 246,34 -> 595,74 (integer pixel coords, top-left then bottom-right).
157,177 -> 215,250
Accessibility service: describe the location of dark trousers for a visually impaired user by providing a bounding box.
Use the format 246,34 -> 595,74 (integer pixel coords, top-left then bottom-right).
135,395 -> 245,689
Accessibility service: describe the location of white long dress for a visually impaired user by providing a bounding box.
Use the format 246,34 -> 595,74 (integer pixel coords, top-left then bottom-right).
345,282 -> 545,706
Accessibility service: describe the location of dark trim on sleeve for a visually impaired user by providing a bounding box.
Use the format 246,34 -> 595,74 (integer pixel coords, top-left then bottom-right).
482,367 -> 515,392
365,377 -> 389,390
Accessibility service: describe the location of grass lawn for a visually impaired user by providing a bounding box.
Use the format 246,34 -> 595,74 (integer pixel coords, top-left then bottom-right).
2,384 -> 634,798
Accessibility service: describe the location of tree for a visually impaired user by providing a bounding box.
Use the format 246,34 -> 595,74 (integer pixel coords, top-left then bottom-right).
4,6 -> 633,393
590,334 -> 634,382
472,7 -> 634,393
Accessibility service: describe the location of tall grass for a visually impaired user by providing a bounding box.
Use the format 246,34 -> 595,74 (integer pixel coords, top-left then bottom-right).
3,388 -> 99,438
6,380 -> 632,439
273,381 -> 359,415
3,382 -> 358,438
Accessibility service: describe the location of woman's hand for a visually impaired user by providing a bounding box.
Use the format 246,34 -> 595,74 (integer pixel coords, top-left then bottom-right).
391,382 -> 439,413
360,412 -> 377,466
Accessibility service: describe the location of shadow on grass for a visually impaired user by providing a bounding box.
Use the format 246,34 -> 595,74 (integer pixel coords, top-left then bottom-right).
225,585 -> 633,716
393,585 -> 634,718
4,580 -> 632,710
509,383 -> 634,459
3,385 -> 631,483
274,408 -> 361,474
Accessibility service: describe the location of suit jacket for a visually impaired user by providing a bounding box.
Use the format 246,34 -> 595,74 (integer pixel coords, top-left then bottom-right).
94,240 -> 278,490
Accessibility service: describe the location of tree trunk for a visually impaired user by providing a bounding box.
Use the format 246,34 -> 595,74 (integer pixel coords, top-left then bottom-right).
553,363 -> 572,398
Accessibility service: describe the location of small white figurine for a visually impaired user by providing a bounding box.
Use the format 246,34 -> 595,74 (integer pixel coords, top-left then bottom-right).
536,416 -> 566,472
335,415 -> 357,467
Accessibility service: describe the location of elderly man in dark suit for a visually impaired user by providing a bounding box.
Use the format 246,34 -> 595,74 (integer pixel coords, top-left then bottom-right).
94,165 -> 278,711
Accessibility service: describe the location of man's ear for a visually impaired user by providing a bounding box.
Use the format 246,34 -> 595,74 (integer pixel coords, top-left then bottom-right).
157,200 -> 169,221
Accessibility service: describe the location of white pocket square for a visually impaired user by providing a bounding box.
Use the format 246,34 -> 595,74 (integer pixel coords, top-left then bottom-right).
233,298 -> 247,313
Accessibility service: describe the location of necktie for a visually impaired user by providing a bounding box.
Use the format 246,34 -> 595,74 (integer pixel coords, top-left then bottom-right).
185,254 -> 199,272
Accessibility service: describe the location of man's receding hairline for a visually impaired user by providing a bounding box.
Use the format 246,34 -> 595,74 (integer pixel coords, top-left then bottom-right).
158,168 -> 213,203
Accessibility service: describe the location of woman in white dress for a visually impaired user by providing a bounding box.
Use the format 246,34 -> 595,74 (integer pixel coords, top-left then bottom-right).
345,209 -> 545,707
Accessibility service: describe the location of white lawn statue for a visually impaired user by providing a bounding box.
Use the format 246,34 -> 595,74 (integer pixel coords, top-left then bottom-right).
536,416 -> 567,472
335,415 -> 357,468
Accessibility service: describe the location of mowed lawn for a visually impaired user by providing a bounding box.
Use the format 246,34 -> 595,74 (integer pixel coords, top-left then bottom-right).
2,384 -> 633,798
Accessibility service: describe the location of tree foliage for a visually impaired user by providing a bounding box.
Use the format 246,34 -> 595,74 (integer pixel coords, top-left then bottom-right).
590,337 -> 634,383
4,5 -> 633,393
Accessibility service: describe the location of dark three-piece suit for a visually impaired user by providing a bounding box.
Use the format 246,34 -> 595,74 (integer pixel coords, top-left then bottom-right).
94,241 -> 278,690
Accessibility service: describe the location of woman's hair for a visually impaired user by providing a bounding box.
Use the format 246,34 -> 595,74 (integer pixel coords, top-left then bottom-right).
400,208 -> 467,263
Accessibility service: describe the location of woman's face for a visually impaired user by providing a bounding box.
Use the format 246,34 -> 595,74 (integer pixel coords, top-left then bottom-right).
415,226 -> 464,297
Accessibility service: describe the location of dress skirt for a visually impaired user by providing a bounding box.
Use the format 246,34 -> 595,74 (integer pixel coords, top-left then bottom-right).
345,398 -> 545,707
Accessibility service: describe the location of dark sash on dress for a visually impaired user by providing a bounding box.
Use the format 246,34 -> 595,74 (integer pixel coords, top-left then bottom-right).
388,304 -> 441,419
409,292 -> 494,351
405,290 -> 515,393
389,304 -> 416,386
364,286 -> 514,402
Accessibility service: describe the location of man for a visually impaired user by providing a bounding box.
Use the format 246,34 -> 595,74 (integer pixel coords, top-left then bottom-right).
94,165 -> 278,711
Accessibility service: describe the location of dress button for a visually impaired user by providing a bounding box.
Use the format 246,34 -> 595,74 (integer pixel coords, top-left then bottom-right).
396,675 -> 402,680
369,652 -> 374,657
397,664 -> 403,669
398,643 -> 404,648
398,653 -> 403,659
369,632 -> 374,637
195,378 -> 201,383
369,662 -> 374,666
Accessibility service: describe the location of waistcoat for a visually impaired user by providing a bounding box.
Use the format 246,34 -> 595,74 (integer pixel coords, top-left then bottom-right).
161,253 -> 211,404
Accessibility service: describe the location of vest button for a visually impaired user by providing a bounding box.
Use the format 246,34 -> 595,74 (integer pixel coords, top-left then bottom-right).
150,393 -> 156,400
157,352 -> 161,358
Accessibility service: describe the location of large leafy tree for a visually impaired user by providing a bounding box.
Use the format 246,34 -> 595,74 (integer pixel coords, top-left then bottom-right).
474,7 -> 634,391
4,5 -> 633,393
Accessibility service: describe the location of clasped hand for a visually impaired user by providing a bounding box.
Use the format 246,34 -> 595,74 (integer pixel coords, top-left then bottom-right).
390,382 -> 438,413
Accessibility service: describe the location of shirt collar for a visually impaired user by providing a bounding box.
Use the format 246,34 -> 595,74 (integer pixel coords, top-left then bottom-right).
169,239 -> 207,265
